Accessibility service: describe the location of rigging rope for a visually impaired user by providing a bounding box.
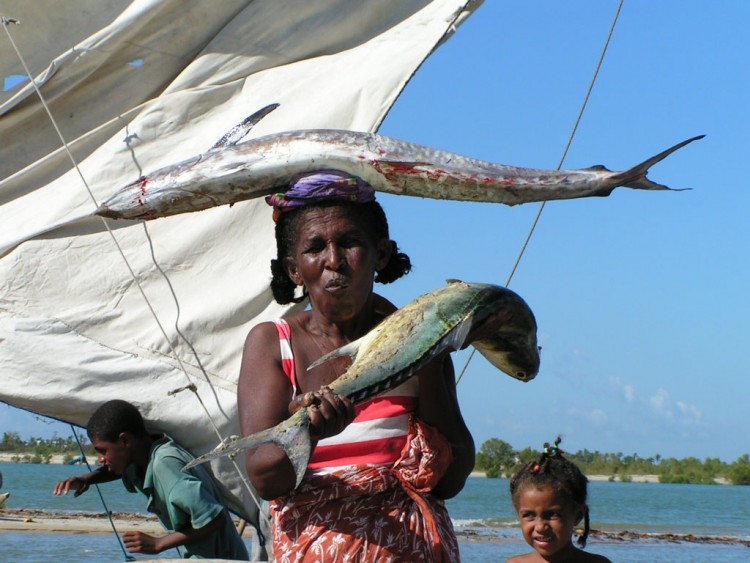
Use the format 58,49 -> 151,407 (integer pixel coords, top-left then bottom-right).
455,0 -> 625,385
1,13 -> 266,532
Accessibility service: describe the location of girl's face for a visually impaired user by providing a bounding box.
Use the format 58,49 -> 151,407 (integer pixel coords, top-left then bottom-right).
515,484 -> 584,561
285,206 -> 390,320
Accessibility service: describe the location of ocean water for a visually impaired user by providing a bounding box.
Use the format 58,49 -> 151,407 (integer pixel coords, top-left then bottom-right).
1,463 -> 749,562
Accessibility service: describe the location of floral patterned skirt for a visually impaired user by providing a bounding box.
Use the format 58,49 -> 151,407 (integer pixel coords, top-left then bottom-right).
271,416 -> 460,562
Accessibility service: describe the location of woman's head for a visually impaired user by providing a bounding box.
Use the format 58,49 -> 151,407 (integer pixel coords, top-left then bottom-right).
509,437 -> 590,548
267,171 -> 411,305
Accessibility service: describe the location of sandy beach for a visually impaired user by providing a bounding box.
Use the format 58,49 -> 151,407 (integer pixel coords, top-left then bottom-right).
0,508 -> 163,534
0,509 -> 261,562
2,507 -> 747,548
0,453 -> 98,465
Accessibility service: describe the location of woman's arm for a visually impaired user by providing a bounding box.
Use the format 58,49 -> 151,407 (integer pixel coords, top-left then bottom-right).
237,322 -> 354,500
238,322 -> 300,499
416,352 -> 475,499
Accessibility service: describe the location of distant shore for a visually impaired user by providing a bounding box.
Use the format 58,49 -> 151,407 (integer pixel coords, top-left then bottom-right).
470,469 -> 729,484
2,457 -> 729,484
0,453 -> 98,465
469,470 -> 660,482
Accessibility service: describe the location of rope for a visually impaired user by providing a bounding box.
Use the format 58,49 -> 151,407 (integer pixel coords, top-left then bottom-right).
455,0 -> 625,385
1,13 -> 266,529
70,425 -> 135,561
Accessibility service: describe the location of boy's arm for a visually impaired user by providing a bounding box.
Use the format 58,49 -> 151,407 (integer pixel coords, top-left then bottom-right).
53,466 -> 120,497
122,513 -> 227,555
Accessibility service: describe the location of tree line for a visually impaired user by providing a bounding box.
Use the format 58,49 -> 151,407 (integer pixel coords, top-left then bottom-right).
5,431 -> 750,486
475,438 -> 750,486
1,431 -> 91,465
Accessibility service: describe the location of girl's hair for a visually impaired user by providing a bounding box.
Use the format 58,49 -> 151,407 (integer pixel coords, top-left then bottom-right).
87,399 -> 148,442
509,437 -> 591,547
270,199 -> 412,304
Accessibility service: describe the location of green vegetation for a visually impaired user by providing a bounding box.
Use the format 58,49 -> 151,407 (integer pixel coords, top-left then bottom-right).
475,438 -> 750,486
1,431 -> 92,464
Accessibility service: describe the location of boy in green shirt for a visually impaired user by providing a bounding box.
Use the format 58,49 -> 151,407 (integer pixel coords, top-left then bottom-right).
54,399 -> 249,560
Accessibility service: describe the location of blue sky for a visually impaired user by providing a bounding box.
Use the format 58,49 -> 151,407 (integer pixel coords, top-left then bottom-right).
2,1 -> 748,462
375,0 -> 748,462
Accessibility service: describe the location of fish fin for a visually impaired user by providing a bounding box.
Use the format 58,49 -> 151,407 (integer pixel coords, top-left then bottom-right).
582,165 -> 609,171
446,278 -> 464,284
443,315 -> 474,352
307,338 -> 363,370
184,410 -> 312,488
610,135 -> 704,191
210,103 -> 280,148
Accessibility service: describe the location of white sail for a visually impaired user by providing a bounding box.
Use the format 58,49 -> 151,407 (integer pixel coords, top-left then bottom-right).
0,0 -> 482,539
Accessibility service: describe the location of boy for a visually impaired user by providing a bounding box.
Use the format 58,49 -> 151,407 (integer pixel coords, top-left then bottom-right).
54,399 -> 249,560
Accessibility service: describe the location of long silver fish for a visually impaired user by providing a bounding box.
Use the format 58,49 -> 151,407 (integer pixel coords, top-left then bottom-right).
97,104 -> 703,220
184,280 -> 539,486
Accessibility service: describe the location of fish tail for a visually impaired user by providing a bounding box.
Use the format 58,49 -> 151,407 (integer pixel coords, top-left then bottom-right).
184,410 -> 312,486
241,412 -> 313,487
611,135 -> 704,190
274,412 -> 314,487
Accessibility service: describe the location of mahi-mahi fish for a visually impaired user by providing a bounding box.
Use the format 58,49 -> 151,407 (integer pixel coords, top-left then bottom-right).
184,280 -> 539,487
97,103 -> 703,220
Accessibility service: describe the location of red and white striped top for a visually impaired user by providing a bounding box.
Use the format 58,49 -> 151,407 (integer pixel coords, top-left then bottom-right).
273,319 -> 418,473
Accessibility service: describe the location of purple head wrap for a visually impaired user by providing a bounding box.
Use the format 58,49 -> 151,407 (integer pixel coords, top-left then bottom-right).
265,170 -> 376,221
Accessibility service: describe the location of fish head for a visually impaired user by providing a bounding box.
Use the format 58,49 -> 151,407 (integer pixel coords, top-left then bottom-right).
472,333 -> 540,382
461,283 -> 540,382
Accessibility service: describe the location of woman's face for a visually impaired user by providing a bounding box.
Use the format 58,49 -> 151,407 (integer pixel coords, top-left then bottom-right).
285,206 -> 390,320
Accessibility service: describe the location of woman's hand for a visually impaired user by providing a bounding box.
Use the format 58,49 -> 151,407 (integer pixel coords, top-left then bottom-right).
289,388 -> 355,441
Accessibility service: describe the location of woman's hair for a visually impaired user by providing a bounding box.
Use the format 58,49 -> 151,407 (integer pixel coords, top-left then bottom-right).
270,199 -> 411,304
509,437 -> 591,547
87,399 -> 148,442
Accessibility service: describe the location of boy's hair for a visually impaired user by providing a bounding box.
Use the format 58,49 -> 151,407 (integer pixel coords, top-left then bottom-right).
509,437 -> 591,547
270,199 -> 412,304
87,399 -> 148,442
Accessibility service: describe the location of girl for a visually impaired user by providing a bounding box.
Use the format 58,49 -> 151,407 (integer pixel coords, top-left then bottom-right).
507,438 -> 611,562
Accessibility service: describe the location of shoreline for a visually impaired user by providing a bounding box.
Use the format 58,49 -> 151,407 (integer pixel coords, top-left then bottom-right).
1,509 -> 747,547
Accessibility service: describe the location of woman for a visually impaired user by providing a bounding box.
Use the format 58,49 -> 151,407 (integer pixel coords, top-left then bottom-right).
238,170 -> 475,561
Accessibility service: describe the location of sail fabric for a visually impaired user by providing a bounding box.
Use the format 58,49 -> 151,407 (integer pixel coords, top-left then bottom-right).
0,0 -> 481,538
